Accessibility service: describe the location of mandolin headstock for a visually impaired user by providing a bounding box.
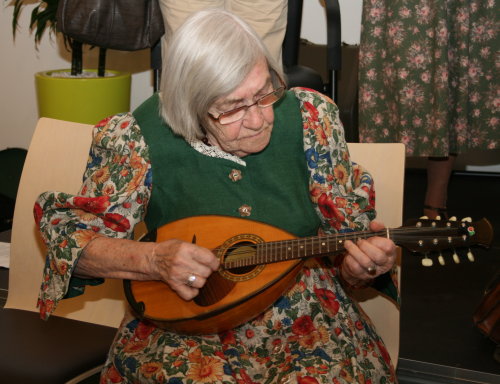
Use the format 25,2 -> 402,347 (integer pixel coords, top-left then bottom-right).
395,217 -> 494,267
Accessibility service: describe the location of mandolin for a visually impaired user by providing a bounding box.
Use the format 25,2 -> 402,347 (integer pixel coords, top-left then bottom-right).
124,215 -> 493,334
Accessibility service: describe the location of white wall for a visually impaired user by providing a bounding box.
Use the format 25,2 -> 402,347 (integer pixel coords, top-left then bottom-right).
302,0 -> 362,45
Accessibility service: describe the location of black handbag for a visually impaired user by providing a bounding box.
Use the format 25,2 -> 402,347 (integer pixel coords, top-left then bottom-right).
56,0 -> 165,51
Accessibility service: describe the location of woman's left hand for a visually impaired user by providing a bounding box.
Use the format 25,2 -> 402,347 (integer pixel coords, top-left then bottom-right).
341,220 -> 397,287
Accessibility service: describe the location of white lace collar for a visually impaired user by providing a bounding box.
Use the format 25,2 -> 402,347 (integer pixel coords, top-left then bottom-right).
188,140 -> 246,166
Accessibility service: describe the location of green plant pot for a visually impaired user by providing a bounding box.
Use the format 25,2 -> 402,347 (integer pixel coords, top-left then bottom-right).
35,69 -> 131,125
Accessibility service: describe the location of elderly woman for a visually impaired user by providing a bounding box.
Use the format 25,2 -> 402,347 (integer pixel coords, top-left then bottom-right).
35,9 -> 397,383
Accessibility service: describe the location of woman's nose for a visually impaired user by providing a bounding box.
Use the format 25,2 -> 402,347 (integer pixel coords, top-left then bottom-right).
242,104 -> 264,129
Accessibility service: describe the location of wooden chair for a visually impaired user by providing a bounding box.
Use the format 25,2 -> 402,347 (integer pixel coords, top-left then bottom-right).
348,143 -> 406,367
1,118 -> 404,382
1,118 -> 126,383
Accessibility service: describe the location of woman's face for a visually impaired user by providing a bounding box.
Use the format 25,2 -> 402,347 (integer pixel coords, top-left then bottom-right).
206,58 -> 275,157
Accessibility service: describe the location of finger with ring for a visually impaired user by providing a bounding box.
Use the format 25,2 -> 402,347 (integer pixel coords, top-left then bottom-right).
186,274 -> 197,287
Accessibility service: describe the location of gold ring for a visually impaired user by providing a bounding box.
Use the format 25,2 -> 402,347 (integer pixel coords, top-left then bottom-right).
366,266 -> 377,275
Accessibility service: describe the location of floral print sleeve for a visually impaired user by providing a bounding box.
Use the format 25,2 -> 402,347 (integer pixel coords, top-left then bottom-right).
293,88 -> 376,234
35,113 -> 152,319
294,88 -> 399,302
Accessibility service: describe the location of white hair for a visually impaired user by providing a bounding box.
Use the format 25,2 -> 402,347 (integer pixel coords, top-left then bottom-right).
160,8 -> 285,141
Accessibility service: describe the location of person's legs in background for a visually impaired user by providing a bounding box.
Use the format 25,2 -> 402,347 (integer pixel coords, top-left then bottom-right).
424,155 -> 457,219
158,0 -> 224,61
158,0 -> 287,66
227,0 -> 287,66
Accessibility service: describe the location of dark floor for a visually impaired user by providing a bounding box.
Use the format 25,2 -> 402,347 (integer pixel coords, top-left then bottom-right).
397,169 -> 500,383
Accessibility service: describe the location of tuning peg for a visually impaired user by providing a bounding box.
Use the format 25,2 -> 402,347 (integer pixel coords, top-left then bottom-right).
449,216 -> 457,221
453,252 -> 460,264
438,253 -> 445,266
461,217 -> 472,222
467,249 -> 475,262
420,215 -> 429,219
436,215 -> 442,220
422,256 -> 433,267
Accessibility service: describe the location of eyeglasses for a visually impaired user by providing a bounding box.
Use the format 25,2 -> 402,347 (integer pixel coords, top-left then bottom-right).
208,86 -> 285,125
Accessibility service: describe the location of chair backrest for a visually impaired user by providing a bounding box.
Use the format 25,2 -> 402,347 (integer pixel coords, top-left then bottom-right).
6,118 -> 405,364
283,0 -> 341,71
348,143 -> 405,228
282,0 -> 341,97
6,118 -> 126,328
347,142 -> 406,367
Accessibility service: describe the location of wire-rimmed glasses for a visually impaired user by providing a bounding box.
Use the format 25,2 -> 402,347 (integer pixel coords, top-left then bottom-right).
208,86 -> 285,125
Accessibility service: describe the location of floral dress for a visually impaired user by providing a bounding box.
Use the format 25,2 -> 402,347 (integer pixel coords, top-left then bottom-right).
35,89 -> 396,383
359,0 -> 499,156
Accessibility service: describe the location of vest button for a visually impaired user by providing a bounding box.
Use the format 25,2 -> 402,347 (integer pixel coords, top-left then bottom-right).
238,204 -> 252,217
229,169 -> 242,182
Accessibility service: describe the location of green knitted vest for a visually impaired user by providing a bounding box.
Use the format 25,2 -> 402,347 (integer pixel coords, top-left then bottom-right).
133,91 -> 320,237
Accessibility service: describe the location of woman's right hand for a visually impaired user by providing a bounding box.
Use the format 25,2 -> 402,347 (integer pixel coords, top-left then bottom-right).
77,236 -> 219,301
147,239 -> 220,301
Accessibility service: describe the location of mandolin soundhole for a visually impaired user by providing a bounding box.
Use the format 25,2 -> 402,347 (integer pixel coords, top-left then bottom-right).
224,242 -> 258,275
194,235 -> 265,307
218,235 -> 266,282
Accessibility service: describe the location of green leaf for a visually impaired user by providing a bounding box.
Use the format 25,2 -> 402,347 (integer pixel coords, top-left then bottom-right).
12,1 -> 23,37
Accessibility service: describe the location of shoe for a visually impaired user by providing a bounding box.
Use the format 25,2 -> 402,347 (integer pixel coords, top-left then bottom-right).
423,204 -> 449,220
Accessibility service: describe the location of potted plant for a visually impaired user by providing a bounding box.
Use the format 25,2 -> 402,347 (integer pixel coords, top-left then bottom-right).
10,0 -> 131,125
